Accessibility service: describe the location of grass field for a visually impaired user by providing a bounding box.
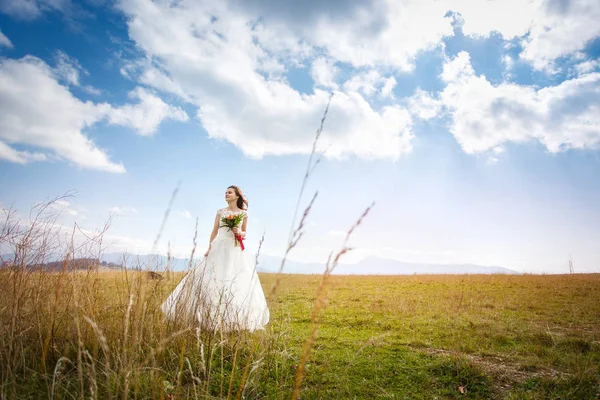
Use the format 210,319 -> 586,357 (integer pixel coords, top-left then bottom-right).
1,268 -> 599,399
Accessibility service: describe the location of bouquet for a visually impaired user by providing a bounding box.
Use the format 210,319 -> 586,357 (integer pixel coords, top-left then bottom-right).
220,212 -> 246,250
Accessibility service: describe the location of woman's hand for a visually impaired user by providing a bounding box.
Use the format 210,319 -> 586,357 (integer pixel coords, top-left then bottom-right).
204,247 -> 210,257
232,227 -> 240,235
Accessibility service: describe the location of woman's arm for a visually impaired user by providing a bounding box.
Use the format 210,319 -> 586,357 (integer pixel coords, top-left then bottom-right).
204,211 -> 220,256
240,214 -> 248,238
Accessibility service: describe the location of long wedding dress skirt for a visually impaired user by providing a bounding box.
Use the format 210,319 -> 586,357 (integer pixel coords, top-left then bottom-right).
161,210 -> 269,332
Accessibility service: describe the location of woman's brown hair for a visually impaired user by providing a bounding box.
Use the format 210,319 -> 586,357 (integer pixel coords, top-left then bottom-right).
228,185 -> 248,210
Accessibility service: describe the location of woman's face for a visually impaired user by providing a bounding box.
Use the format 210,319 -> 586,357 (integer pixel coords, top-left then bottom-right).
225,188 -> 239,203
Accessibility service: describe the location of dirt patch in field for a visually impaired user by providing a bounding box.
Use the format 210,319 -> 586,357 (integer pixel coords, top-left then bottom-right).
411,345 -> 566,396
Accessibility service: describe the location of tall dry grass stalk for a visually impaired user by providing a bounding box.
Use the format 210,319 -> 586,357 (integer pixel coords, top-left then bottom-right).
268,92 -> 333,301
291,203 -> 375,400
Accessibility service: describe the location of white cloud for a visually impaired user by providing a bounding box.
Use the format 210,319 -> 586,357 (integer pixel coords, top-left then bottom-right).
486,156 -> 499,165
379,76 -> 397,99
118,0 -> 415,160
107,87 -> 189,136
282,0 -> 453,71
0,29 -> 12,48
486,145 -> 506,165
441,50 -> 473,81
342,70 -> 398,99
520,0 -> 600,71
0,56 -> 188,172
0,141 -> 46,164
50,199 -> 78,217
53,223 -> 158,256
108,207 -> 122,215
438,51 -> 600,155
574,59 -> 600,76
98,232 -> 195,259
109,206 -> 138,216
111,0 -> 600,161
6,0 -> 599,75
98,231 -> 153,254
137,64 -> 191,102
408,88 -> 442,121
343,70 -> 382,97
0,0 -> 72,21
245,0 -> 600,73
310,57 -> 338,89
502,55 -> 513,70
51,50 -> 104,95
179,210 -> 192,219
53,50 -> 84,86
0,0 -> 43,20
445,0 -> 537,39
0,56 -> 123,173
440,0 -> 599,72
233,0 -> 600,72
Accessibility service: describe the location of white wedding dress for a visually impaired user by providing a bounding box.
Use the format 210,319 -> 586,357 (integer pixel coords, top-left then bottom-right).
161,209 -> 270,332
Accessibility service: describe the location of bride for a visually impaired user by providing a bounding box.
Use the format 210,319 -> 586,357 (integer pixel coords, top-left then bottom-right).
161,185 -> 270,332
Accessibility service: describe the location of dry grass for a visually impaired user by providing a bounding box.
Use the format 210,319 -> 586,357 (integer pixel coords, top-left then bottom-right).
0,266 -> 280,399
2,269 -> 598,399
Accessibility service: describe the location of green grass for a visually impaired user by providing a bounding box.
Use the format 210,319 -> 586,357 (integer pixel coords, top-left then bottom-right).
1,270 -> 599,399
266,273 -> 600,399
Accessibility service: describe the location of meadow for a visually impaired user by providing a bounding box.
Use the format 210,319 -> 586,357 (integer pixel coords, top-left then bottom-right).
2,107 -> 598,399
1,267 -> 598,399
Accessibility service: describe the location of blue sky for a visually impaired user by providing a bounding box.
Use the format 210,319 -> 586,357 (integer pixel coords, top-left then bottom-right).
1,0 -> 599,273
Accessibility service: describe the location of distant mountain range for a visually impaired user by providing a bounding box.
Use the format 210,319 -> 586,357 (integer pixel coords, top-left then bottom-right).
255,255 -> 518,275
0,255 -> 122,272
99,252 -> 518,275
1,252 -> 518,275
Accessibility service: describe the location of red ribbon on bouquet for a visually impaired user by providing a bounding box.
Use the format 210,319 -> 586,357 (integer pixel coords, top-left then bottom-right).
235,233 -> 245,251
